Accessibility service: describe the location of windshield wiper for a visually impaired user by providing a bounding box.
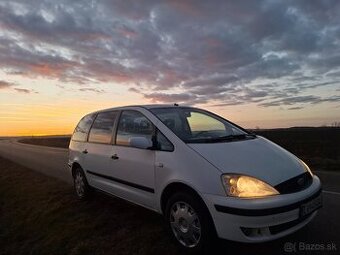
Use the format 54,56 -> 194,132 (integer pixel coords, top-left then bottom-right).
210,133 -> 256,142
185,133 -> 256,143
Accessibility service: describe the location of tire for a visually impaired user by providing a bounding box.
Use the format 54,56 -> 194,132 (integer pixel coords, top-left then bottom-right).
165,192 -> 216,253
73,167 -> 92,200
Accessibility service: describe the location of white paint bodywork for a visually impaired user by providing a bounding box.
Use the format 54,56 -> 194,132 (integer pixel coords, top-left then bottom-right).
69,105 -> 322,243
188,136 -> 307,186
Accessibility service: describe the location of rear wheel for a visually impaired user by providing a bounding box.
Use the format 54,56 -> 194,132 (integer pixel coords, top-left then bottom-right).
165,192 -> 216,253
73,167 -> 92,200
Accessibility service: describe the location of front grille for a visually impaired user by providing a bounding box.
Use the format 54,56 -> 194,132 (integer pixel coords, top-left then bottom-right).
275,172 -> 313,194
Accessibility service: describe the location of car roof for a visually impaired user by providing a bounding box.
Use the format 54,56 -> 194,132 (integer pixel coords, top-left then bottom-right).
87,104 -> 192,115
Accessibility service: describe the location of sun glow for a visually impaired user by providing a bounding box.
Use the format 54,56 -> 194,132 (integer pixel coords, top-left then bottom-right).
0,98 -> 128,136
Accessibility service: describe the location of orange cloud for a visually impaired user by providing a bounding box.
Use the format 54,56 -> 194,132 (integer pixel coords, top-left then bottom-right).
29,63 -> 69,78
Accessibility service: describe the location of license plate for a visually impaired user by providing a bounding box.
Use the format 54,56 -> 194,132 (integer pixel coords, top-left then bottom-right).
300,193 -> 322,217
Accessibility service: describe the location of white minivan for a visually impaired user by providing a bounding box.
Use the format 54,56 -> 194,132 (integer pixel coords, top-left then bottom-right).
68,104 -> 322,251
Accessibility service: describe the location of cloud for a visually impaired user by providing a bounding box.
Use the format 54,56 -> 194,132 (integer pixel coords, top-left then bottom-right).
143,92 -> 200,104
13,88 -> 36,94
0,80 -> 14,89
260,95 -> 340,107
0,80 -> 36,94
0,0 -> 339,107
79,87 -> 105,93
288,106 -> 304,110
128,87 -> 141,93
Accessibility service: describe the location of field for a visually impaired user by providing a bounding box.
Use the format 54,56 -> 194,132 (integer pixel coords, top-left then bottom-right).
19,136 -> 71,149
19,127 -> 340,171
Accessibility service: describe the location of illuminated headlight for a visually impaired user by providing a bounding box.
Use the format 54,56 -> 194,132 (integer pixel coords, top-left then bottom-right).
222,174 -> 279,198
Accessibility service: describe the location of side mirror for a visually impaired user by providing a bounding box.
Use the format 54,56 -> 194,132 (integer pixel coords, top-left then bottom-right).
129,137 -> 152,149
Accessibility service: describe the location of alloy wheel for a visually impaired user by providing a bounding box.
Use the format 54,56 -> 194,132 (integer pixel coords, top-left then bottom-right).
74,172 -> 85,197
169,201 -> 201,248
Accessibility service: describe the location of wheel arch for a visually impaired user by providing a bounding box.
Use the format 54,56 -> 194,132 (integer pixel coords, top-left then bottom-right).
160,181 -> 218,241
71,162 -> 83,178
160,182 -> 206,215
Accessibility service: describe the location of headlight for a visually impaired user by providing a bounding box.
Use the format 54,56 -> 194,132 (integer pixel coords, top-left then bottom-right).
222,174 -> 279,198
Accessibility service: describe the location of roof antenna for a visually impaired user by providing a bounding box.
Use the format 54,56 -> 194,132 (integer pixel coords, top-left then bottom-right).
174,103 -> 179,106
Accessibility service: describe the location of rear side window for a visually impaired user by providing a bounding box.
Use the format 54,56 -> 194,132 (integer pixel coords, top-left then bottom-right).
116,110 -> 154,146
72,114 -> 95,142
88,111 -> 118,144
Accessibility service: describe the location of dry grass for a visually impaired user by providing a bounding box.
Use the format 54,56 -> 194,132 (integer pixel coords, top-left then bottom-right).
0,157 -> 182,255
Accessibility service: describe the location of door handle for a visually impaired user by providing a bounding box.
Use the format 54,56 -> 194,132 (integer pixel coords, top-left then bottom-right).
156,162 -> 164,168
111,154 -> 119,160
82,149 -> 88,154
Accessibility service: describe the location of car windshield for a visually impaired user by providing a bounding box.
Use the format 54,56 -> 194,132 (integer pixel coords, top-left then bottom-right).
150,107 -> 254,143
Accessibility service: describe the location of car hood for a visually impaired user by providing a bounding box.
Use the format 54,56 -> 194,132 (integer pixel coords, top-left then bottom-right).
187,136 -> 307,186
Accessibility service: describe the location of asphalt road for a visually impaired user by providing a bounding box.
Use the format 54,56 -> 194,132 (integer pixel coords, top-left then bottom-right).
0,138 -> 339,255
0,139 -> 72,184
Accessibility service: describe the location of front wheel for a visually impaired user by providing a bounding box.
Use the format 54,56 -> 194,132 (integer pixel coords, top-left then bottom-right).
165,192 -> 216,252
73,167 -> 92,200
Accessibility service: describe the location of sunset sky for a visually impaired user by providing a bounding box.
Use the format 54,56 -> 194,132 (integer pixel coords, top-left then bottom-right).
0,0 -> 339,136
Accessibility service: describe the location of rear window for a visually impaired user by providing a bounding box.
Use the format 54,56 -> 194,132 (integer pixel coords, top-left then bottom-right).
88,111 -> 118,144
72,114 -> 95,142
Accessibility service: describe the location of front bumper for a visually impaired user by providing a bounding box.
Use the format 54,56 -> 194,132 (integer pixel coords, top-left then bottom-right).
203,175 -> 322,242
